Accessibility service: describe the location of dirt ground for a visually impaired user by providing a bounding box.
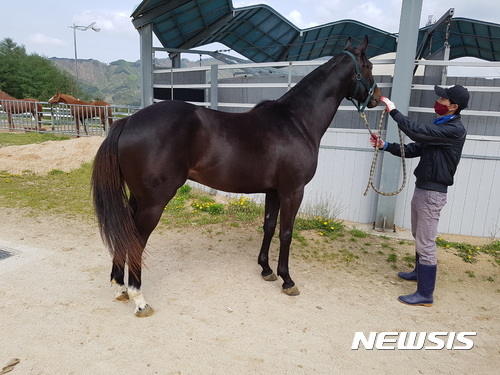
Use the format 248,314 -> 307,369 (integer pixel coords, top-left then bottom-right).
0,137 -> 499,374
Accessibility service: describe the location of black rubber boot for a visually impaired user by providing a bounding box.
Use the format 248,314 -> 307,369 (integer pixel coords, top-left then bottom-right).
398,264 -> 436,307
398,253 -> 418,281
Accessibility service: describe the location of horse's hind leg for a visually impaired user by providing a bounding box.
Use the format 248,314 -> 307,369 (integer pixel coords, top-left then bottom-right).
127,187 -> 180,317
258,191 -> 280,282
75,118 -> 80,137
111,262 -> 129,301
109,194 -> 139,302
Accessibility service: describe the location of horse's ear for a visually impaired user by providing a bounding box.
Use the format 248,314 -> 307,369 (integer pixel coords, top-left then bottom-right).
357,35 -> 369,53
344,37 -> 352,50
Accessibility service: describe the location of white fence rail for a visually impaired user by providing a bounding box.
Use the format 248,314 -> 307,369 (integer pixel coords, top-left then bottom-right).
0,100 -> 141,136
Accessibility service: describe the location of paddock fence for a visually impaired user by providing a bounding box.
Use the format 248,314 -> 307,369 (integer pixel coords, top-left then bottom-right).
0,100 -> 141,136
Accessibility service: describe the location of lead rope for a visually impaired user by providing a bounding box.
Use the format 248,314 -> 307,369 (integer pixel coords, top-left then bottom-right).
361,111 -> 407,196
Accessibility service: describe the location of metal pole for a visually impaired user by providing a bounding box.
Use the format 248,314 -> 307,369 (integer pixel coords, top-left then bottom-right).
139,22 -> 154,107
374,0 -> 423,231
73,24 -> 78,81
68,23 -> 99,84
210,64 -> 218,110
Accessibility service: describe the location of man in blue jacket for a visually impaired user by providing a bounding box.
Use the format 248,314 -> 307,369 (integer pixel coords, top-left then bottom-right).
371,85 -> 469,307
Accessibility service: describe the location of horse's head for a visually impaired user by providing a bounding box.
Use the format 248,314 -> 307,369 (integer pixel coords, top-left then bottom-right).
343,36 -> 381,111
48,92 -> 64,105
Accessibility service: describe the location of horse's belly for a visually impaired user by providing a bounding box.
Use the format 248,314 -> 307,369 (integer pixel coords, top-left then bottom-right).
187,168 -> 271,194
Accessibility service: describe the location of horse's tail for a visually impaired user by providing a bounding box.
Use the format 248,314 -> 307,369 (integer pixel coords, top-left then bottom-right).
91,117 -> 143,275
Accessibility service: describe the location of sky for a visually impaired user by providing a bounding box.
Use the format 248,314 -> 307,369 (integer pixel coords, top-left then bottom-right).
1,0 -> 499,64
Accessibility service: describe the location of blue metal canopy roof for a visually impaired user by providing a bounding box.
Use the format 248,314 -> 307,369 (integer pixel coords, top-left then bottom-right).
417,17 -> 500,61
131,0 -> 500,62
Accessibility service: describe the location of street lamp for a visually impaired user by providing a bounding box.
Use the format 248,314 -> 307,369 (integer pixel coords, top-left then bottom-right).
68,22 -> 100,81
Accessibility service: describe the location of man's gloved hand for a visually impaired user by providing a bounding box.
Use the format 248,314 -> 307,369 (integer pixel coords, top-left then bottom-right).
370,133 -> 385,149
380,96 -> 396,112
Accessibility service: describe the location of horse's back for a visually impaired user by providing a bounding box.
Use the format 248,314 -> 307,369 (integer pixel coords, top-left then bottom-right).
93,100 -> 110,106
118,100 -> 317,193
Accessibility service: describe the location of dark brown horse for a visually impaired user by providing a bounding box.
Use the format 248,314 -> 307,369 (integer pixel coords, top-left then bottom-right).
48,92 -> 112,136
0,90 -> 43,130
92,36 -> 381,317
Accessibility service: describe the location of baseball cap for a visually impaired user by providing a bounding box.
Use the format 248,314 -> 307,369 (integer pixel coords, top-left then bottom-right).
434,85 -> 470,109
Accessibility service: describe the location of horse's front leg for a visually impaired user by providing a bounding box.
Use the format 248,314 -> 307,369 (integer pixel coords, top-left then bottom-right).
277,188 -> 304,296
258,191 -> 280,281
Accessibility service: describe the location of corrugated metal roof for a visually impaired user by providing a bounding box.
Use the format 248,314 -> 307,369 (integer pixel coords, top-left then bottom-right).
131,0 -> 500,62
417,18 -> 500,61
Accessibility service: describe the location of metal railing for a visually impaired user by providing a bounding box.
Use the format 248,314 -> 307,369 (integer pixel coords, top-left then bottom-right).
153,58 -> 500,118
0,100 -> 141,136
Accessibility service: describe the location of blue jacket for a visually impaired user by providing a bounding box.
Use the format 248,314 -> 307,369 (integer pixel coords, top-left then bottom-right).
384,109 -> 466,193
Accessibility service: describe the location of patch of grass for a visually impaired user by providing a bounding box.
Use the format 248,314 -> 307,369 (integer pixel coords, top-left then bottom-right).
161,192 -> 264,228
403,255 -> 416,268
0,132 -> 70,148
177,184 -> 192,197
387,253 -> 397,263
226,196 -> 263,221
0,163 -> 94,218
465,270 -> 476,278
350,228 -> 369,238
436,237 -> 499,264
295,216 -> 345,240
191,200 -> 225,215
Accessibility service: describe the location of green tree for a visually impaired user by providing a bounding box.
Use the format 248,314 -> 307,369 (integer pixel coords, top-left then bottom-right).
0,38 -> 82,100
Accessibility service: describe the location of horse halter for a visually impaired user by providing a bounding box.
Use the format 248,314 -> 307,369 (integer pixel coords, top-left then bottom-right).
342,50 -> 377,113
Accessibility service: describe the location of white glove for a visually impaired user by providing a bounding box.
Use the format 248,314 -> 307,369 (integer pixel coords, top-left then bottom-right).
380,96 -> 396,112
370,134 -> 385,149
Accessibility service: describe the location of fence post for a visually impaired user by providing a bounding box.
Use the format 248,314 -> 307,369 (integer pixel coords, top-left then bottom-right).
139,22 -> 154,107
210,64 -> 219,110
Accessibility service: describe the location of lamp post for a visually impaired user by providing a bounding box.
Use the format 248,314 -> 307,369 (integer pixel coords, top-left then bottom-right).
68,22 -> 100,81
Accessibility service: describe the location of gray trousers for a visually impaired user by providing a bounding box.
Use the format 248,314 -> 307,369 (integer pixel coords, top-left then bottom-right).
411,187 -> 447,266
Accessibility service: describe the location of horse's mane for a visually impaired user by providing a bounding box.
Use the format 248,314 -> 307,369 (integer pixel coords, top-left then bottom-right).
278,53 -> 345,101
251,100 -> 274,110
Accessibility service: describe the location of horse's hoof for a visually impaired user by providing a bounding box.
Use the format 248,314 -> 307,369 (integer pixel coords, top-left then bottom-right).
116,292 -> 130,301
283,286 -> 300,296
262,272 -> 278,281
135,305 -> 155,318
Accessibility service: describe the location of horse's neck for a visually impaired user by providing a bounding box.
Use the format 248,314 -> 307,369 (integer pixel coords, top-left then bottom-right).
279,55 -> 352,143
62,95 -> 84,104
